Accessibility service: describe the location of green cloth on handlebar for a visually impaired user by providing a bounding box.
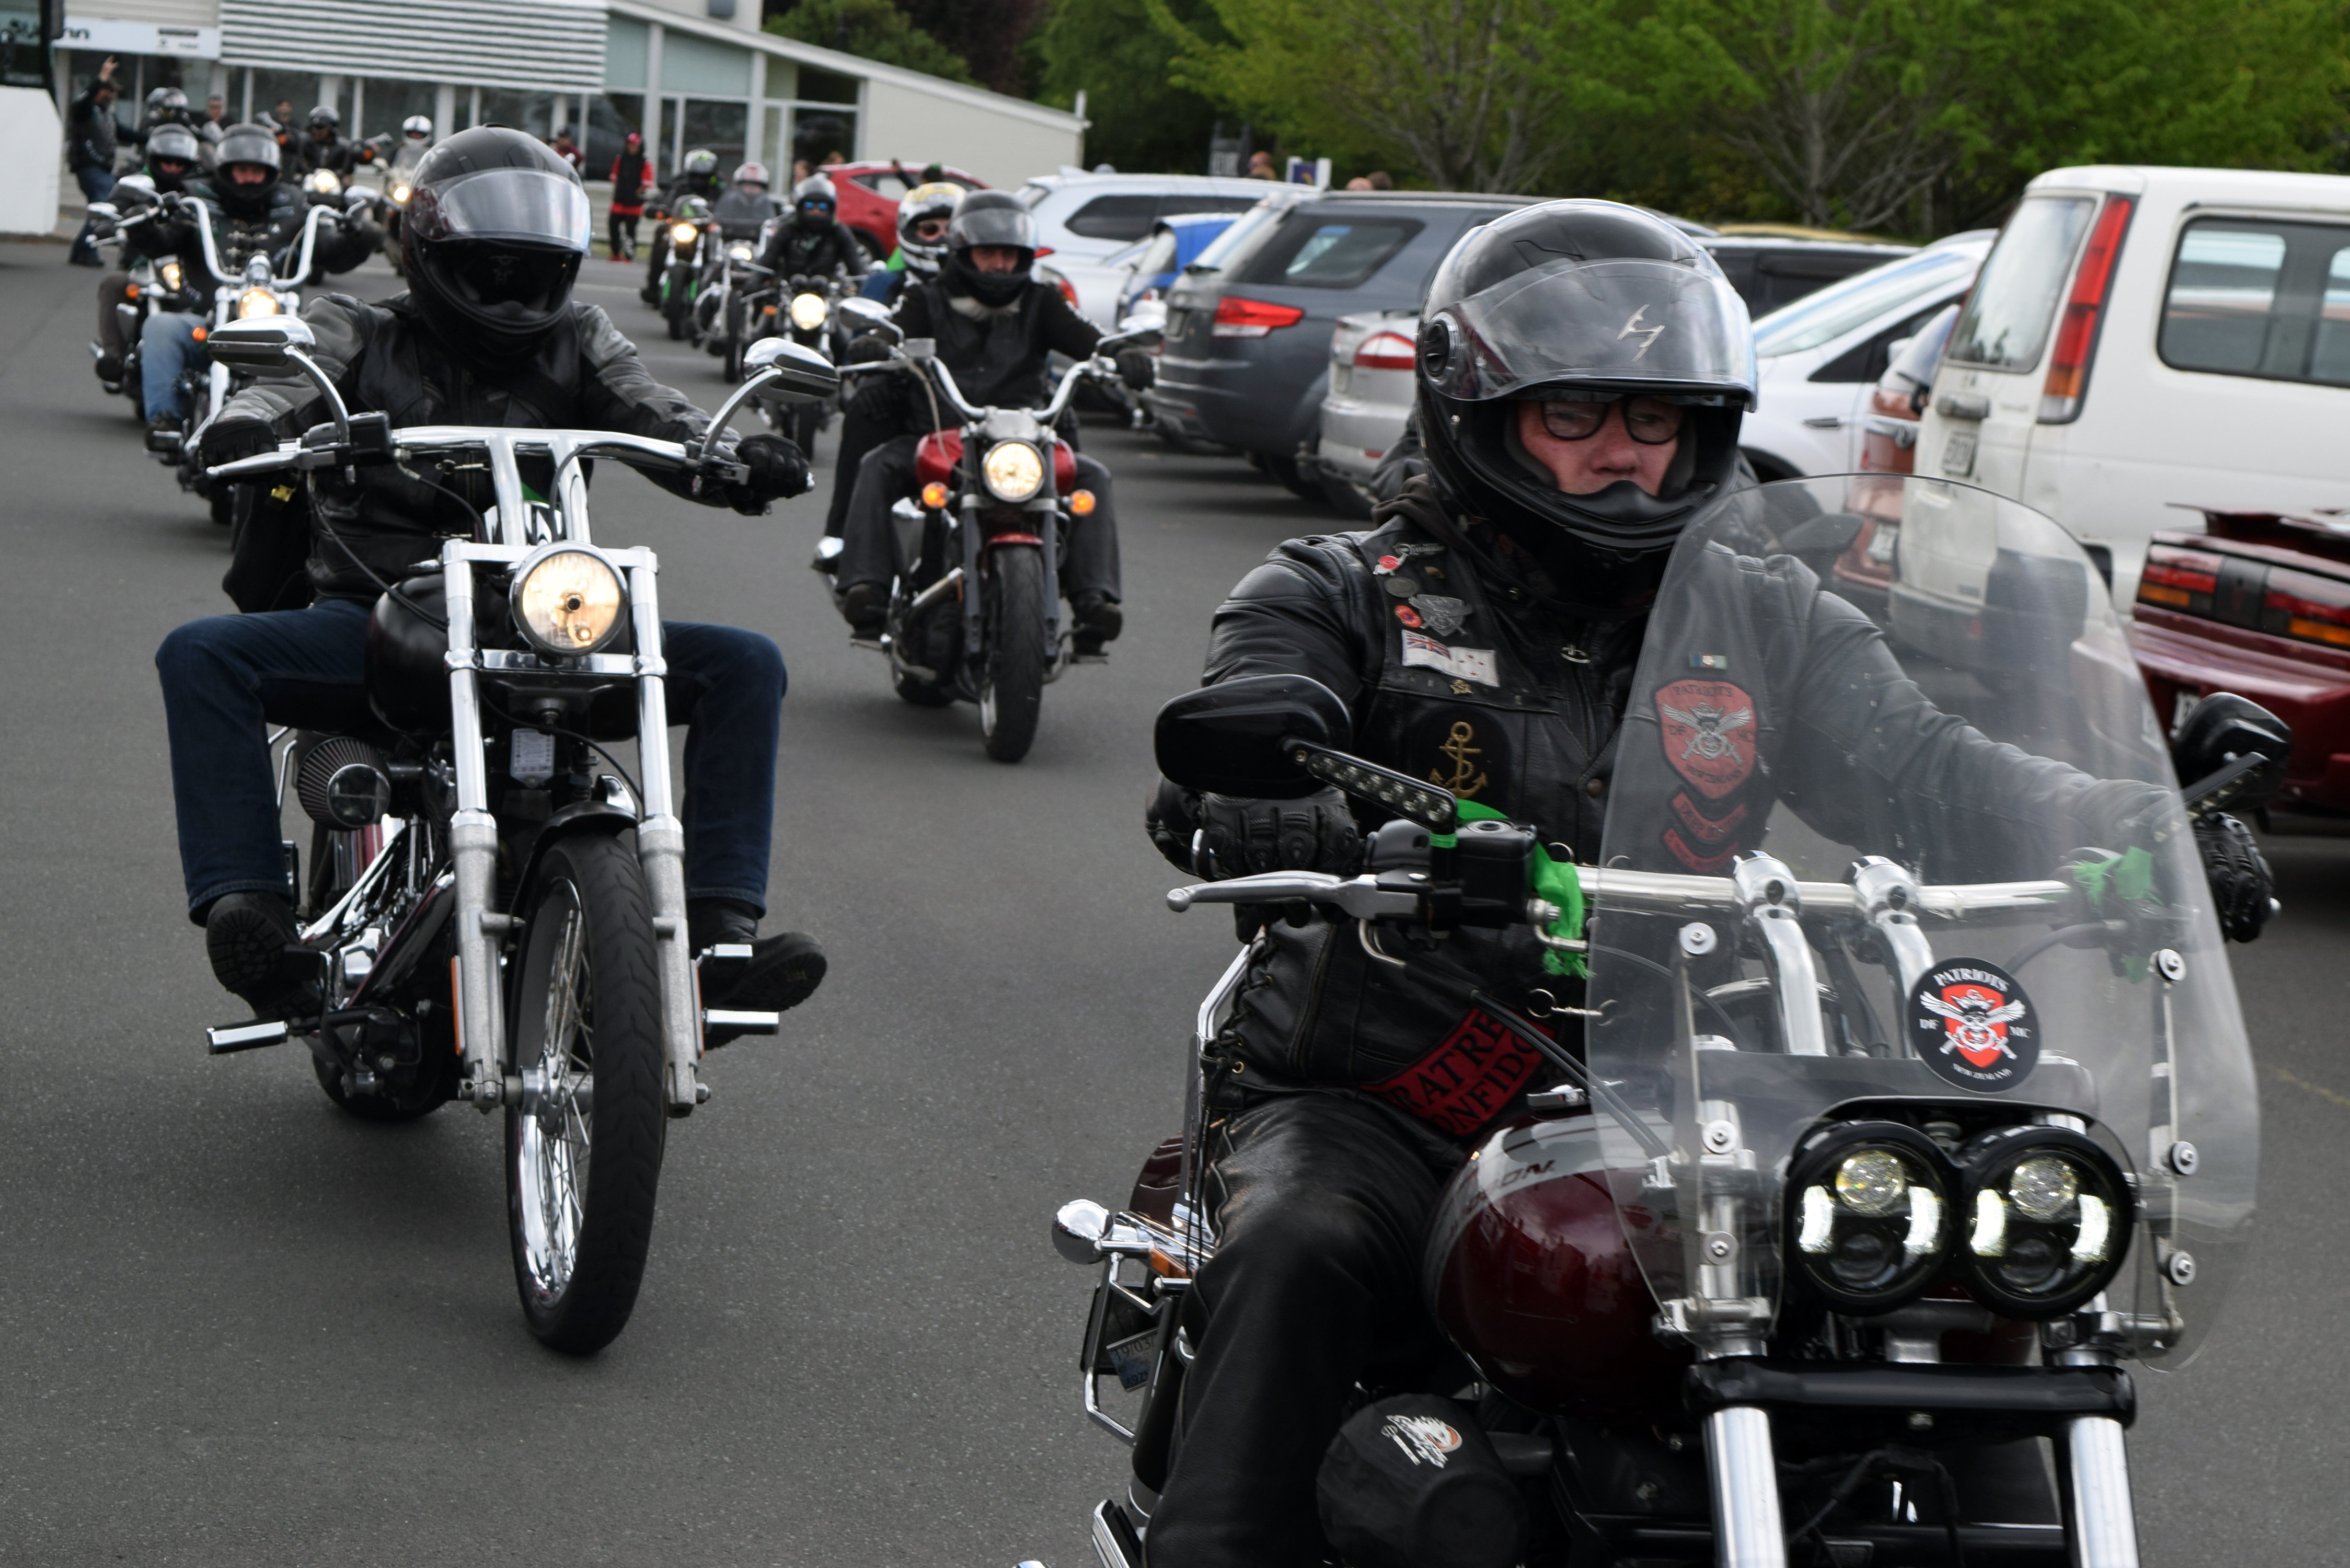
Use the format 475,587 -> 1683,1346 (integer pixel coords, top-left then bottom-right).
2068,845 -> 2156,912
1450,800 -> 1587,979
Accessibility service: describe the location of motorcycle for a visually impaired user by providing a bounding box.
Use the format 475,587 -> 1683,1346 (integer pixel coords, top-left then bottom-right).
378,143 -> 426,274
1050,473 -> 2277,1567
837,297 -> 1156,763
693,223 -> 771,379
764,271 -> 851,447
84,176 -> 195,420
199,318 -> 840,1353
145,194 -> 355,527
658,197 -> 715,342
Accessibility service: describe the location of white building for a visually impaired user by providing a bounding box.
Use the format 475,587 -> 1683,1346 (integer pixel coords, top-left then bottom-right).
53,0 -> 1081,188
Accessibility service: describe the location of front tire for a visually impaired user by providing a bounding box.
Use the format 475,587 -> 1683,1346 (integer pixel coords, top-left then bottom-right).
978,546 -> 1048,763
504,834 -> 667,1355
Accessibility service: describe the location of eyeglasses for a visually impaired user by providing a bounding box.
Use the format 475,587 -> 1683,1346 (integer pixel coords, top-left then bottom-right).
1536,394 -> 1687,446
910,218 -> 949,240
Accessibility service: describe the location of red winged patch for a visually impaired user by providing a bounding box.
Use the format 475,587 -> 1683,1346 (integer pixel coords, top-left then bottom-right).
1656,679 -> 1756,800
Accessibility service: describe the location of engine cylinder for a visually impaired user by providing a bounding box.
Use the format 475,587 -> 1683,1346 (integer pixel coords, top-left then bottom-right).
1423,1114 -> 1689,1423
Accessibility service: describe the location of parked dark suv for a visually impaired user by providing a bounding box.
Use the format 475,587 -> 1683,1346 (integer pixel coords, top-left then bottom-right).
1147,191 -> 1535,490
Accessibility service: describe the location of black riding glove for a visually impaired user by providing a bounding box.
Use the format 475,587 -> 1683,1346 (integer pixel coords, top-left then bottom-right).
1196,789 -> 1363,881
2195,812 -> 2274,942
845,332 -> 893,364
1115,346 -> 1156,391
200,414 -> 278,469
725,432 -> 811,514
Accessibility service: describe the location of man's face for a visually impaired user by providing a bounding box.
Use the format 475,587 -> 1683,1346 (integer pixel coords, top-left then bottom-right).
1515,396 -> 1683,495
94,83 -> 115,105
969,245 -> 1022,275
153,157 -> 191,182
206,97 -> 223,118
310,125 -> 331,142
227,163 -> 270,188
274,101 -> 293,121
908,215 -> 948,246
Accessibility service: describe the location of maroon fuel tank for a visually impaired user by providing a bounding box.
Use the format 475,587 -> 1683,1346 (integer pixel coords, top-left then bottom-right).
1423,1114 -> 1690,1422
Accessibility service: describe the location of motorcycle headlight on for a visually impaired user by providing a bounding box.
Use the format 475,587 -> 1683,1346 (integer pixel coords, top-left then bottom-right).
1785,1122 -> 1954,1313
305,168 -> 341,195
788,291 -> 828,332
511,545 -> 627,656
390,182 -> 411,205
158,259 -> 184,292
672,222 -> 698,248
236,288 -> 282,318
1957,1126 -> 2133,1317
981,440 -> 1046,503
727,241 -> 755,263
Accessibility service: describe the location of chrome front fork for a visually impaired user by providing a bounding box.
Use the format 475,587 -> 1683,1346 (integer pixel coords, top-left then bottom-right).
444,558 -> 508,1106
625,558 -> 705,1116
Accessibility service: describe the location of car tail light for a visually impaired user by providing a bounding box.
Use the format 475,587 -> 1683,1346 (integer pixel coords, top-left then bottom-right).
1213,296 -> 1307,338
2137,543 -> 2223,615
1352,330 -> 1415,371
1042,269 -> 1078,309
2264,567 -> 2350,649
2038,195 -> 2134,423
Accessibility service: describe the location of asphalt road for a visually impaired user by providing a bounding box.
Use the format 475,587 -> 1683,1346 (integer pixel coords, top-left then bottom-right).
1,240 -> 2346,1566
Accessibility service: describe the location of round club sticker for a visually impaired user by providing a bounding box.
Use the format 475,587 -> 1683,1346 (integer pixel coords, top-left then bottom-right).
1906,959 -> 2038,1092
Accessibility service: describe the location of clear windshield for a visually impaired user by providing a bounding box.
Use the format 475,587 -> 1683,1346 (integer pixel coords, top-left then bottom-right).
1590,475 -> 2256,1366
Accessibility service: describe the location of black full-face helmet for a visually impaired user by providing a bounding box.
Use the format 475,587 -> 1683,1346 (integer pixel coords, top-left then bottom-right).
1415,200 -> 1756,558
401,125 -> 591,359
942,188 -> 1036,307
146,123 -> 201,191
211,121 -> 283,218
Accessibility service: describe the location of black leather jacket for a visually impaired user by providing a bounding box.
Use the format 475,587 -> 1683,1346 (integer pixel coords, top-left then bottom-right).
758,218 -> 870,281
1180,477 -> 2142,1142
894,276 -> 1098,409
152,181 -> 371,281
220,294 -> 738,601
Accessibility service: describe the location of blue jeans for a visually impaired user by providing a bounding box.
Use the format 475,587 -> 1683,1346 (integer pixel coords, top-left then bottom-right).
70,165 -> 116,261
141,311 -> 206,421
155,598 -> 787,921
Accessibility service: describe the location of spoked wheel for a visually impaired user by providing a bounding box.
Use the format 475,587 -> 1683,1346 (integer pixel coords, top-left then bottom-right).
504,835 -> 666,1355
977,545 -> 1048,763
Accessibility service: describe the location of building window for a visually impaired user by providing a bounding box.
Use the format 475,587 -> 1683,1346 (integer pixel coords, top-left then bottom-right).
679,97 -> 747,173
248,67 -> 317,129
479,87 -> 556,139
588,93 -> 644,178
792,106 -> 854,172
359,77 -> 437,143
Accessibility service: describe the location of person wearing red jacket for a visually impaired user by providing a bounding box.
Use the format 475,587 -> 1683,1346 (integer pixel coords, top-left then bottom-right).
606,131 -> 651,260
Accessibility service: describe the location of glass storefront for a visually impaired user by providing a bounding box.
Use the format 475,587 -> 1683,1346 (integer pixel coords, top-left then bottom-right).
678,96 -> 746,175
356,76 -> 433,142
586,92 -> 642,181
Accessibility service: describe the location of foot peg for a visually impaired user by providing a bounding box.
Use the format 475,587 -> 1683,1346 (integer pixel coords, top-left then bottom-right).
145,426 -> 183,455
1089,1499 -> 1142,1568
696,943 -> 780,1045
206,1019 -> 290,1054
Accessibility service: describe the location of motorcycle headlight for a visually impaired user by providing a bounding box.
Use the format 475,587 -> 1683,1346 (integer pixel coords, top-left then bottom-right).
390,183 -> 411,204
727,241 -> 755,262
1957,1126 -> 2133,1318
981,440 -> 1046,503
511,546 -> 627,656
1785,1122 -> 1954,1315
306,169 -> 340,194
672,223 -> 698,247
236,289 -> 281,318
159,260 -> 184,291
789,291 -> 828,332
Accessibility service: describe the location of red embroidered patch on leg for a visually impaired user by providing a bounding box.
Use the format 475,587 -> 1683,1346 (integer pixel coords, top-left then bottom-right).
1367,1008 -> 1548,1136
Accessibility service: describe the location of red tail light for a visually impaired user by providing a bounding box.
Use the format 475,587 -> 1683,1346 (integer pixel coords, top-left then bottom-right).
1352,330 -> 1416,371
1213,295 -> 1307,338
1045,271 -> 1078,309
2039,195 -> 2134,423
2137,542 -> 2222,614
2265,567 -> 2350,649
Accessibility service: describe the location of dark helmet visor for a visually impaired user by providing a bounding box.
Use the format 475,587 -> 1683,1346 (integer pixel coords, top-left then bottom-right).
948,202 -> 1035,252
410,168 -> 591,254
1421,256 -> 1755,407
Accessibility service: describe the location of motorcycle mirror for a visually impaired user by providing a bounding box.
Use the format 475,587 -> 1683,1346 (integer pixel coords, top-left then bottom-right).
1051,1198 -> 1110,1264
836,295 -> 901,340
744,337 -> 840,405
2174,691 -> 2290,813
1153,673 -> 1352,800
342,188 -> 372,213
86,201 -> 120,222
206,316 -> 317,371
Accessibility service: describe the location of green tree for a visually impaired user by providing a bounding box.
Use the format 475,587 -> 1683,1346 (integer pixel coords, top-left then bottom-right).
1148,0 -> 1605,192
1032,0 -> 1232,172
765,0 -> 977,85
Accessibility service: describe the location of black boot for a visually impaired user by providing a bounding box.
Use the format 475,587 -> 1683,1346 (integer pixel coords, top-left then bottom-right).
145,414 -> 183,454
837,580 -> 886,639
204,891 -> 321,1020
1071,592 -> 1122,660
688,898 -> 826,1047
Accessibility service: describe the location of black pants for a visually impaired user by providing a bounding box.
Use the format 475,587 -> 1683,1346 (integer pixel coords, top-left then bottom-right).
1147,1090 -> 1466,1567
608,209 -> 638,259
642,222 -> 670,298
834,433 -> 1123,608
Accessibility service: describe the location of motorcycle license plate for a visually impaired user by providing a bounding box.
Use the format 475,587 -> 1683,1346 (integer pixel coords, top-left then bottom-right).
1865,522 -> 1899,564
1940,430 -> 1978,478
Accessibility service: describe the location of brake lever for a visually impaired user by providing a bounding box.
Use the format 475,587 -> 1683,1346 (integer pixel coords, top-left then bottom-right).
1168,871 -> 1423,921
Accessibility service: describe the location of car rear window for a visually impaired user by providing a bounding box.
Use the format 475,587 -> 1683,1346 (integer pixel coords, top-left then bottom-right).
1754,249 -> 1978,356
1944,195 -> 2095,372
2159,217 -> 2350,388
1063,192 -> 1262,242
1236,214 -> 1424,289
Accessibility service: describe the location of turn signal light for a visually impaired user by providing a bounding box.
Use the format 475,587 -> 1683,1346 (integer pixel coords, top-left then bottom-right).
125,282 -> 140,299
2040,194 -> 2135,423
1070,488 -> 1097,515
191,326 -> 206,342
920,481 -> 949,509
1213,295 -> 1307,338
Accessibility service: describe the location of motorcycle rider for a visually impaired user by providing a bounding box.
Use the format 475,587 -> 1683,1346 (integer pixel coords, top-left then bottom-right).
157,126 -> 823,1028
712,159 -> 782,241
826,190 -> 1122,655
1134,200 -> 2277,1566
856,178 -> 956,304
91,122 -> 201,388
756,173 -> 870,283
134,122 -> 375,448
292,105 -> 357,180
639,146 -> 724,305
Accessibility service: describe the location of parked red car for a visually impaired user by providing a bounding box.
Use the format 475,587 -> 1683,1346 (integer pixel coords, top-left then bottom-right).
821,160 -> 987,259
2133,506 -> 2350,812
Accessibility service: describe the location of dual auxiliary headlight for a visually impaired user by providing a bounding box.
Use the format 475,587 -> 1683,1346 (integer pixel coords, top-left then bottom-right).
1784,1119 -> 2132,1319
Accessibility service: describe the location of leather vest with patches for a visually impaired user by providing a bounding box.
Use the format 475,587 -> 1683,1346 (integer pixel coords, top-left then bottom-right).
1223,522 -> 1790,1144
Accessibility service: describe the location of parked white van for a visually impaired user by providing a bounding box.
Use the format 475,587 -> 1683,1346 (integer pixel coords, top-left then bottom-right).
1914,165 -> 2350,609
